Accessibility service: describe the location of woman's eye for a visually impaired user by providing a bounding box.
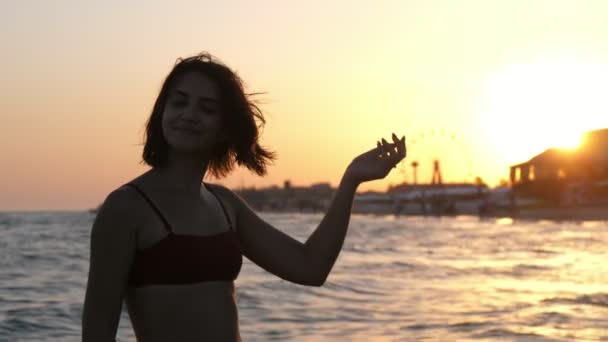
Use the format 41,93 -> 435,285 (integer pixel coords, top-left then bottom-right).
172,100 -> 187,107
202,105 -> 219,114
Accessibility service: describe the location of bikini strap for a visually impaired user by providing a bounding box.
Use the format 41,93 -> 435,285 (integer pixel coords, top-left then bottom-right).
123,183 -> 174,234
204,183 -> 234,230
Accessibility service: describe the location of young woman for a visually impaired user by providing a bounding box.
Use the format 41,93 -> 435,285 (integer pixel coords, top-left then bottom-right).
82,52 -> 406,342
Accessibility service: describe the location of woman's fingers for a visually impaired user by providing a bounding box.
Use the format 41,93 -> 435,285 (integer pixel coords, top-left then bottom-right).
381,139 -> 394,159
392,133 -> 405,156
381,138 -> 391,154
376,134 -> 406,163
376,140 -> 387,158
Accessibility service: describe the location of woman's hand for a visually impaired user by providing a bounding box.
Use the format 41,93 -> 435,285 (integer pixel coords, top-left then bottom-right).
345,133 -> 406,185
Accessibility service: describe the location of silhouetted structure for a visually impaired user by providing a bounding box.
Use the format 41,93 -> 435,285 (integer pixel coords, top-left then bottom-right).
410,161 -> 419,184
431,160 -> 442,185
510,128 -> 608,206
236,181 -> 334,212
352,183 -> 488,216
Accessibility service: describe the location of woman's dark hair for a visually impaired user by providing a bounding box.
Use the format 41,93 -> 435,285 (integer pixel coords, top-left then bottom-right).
141,52 -> 275,178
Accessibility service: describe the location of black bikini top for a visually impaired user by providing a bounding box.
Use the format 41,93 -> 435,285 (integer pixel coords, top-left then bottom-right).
124,183 -> 242,287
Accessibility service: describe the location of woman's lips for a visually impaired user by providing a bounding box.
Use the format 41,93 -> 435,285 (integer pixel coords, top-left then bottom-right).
173,126 -> 201,134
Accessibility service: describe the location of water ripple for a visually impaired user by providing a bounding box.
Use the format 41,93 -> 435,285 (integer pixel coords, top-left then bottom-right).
543,292 -> 608,308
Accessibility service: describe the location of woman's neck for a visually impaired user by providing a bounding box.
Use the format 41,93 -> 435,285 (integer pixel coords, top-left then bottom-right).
151,152 -> 211,196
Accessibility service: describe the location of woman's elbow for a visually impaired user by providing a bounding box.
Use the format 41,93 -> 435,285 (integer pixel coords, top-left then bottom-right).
283,269 -> 327,287
300,269 -> 328,287
303,260 -> 332,286
308,277 -> 326,287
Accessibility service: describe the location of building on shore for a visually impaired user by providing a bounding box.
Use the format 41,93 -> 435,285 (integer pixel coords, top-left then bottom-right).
235,180 -> 334,213
509,128 -> 608,207
503,128 -> 608,220
353,183 -> 489,216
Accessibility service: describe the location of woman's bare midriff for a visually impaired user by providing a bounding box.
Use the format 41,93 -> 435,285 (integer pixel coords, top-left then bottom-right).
125,281 -> 240,342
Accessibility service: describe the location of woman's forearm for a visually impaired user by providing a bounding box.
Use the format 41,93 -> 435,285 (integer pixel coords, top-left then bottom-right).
304,170 -> 360,284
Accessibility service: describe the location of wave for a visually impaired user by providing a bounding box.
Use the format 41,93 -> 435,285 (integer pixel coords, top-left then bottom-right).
527,311 -> 572,326
543,292 -> 608,308
472,328 -> 545,339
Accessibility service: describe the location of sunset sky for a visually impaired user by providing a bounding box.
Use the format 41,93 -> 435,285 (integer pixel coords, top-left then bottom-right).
3,0 -> 608,210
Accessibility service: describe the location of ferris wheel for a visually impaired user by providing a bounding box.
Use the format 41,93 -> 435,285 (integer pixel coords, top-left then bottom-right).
397,129 -> 474,185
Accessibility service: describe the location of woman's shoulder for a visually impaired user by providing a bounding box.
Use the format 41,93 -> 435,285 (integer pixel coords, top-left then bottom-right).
204,182 -> 232,194
204,182 -> 239,204
205,182 -> 250,209
95,182 -> 149,225
107,184 -> 142,206
108,171 -> 158,205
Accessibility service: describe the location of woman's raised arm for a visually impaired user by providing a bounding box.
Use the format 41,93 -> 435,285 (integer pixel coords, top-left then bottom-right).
216,133 -> 405,286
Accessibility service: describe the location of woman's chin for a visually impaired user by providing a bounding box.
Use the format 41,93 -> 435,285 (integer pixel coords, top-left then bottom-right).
168,143 -> 205,153
168,142 -> 217,157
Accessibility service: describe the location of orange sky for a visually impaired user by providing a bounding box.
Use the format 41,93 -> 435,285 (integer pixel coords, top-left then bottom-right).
3,1 -> 608,210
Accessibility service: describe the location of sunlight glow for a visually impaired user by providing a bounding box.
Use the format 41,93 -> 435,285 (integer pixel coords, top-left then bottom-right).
481,57 -> 608,164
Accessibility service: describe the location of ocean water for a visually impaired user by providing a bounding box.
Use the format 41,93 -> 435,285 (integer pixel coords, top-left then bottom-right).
2,211 -> 608,341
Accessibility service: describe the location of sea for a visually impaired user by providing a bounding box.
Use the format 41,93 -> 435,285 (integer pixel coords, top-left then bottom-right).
2,211 -> 608,341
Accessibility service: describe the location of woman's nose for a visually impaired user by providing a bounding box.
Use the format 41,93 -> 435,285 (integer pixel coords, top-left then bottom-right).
182,104 -> 200,119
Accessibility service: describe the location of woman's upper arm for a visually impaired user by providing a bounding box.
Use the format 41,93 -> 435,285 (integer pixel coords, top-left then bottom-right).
82,187 -> 139,341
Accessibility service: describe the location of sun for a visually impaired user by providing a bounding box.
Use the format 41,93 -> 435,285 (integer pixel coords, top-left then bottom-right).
481,56 -> 608,165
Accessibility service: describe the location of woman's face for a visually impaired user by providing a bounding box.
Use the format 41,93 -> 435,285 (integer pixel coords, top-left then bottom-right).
161,71 -> 224,154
